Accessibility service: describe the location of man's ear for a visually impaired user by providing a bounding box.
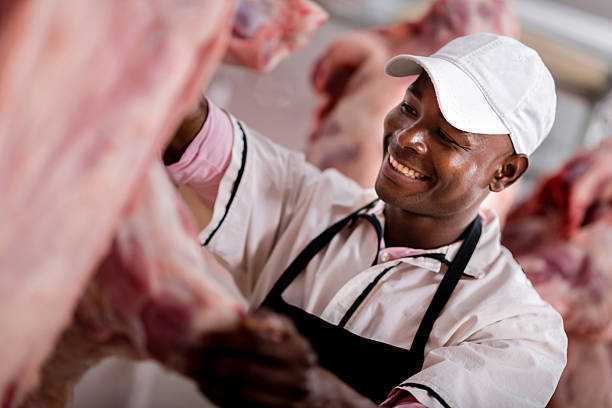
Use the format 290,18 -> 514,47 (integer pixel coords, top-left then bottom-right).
489,154 -> 529,192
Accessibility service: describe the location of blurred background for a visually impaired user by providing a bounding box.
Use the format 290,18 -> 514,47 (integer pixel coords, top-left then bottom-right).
72,0 -> 612,406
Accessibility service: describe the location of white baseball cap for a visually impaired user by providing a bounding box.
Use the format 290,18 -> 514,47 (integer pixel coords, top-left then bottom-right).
385,33 -> 556,156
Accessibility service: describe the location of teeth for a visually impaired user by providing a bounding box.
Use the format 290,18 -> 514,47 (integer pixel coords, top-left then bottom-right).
389,155 -> 424,179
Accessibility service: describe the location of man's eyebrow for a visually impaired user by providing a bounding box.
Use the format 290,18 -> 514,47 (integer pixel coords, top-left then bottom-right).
406,84 -> 422,100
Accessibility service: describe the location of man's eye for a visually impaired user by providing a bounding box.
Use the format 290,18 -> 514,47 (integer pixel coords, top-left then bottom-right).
436,129 -> 456,145
400,102 -> 417,116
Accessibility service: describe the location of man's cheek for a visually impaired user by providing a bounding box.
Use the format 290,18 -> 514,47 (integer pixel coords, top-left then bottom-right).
382,133 -> 392,153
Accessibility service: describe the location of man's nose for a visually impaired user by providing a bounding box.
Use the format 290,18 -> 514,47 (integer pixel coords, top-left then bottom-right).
396,127 -> 427,154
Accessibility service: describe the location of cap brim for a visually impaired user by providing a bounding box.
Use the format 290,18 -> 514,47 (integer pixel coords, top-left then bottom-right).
385,55 -> 509,136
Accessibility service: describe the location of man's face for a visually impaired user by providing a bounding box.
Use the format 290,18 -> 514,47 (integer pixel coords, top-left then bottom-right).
375,73 -> 514,218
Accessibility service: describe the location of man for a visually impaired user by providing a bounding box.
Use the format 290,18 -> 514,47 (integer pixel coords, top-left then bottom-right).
166,33 -> 567,407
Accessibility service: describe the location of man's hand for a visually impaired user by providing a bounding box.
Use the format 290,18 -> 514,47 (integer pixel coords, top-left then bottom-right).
189,310 -> 378,408
163,97 -> 209,165
190,310 -> 315,407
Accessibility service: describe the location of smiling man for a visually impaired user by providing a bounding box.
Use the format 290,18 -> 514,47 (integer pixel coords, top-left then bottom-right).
377,73 -> 527,250
165,33 -> 566,408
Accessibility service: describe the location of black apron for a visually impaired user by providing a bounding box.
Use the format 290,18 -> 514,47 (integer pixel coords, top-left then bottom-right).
260,199 -> 482,403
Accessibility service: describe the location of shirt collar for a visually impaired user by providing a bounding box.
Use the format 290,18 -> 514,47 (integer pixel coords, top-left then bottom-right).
444,208 -> 501,278
369,201 -> 502,278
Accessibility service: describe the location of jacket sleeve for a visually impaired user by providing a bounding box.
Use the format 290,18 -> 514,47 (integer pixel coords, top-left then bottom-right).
197,114 -> 373,302
398,287 -> 567,408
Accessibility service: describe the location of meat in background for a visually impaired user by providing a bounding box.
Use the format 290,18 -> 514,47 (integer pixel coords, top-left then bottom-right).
227,0 -> 329,72
307,0 -> 519,188
502,137 -> 612,407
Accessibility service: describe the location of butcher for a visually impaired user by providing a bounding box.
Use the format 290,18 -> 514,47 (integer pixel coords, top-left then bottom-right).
164,33 -> 567,407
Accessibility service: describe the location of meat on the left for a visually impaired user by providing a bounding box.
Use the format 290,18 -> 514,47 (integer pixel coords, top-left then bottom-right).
0,0 -> 326,407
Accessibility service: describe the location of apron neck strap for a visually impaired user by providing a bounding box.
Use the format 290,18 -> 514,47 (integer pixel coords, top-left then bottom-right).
266,199 -> 379,300
409,216 -> 482,357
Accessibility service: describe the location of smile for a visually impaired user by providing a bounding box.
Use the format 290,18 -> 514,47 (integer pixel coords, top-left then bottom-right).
389,155 -> 425,179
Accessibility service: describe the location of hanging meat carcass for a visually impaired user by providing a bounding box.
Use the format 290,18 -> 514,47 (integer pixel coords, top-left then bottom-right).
503,138 -> 612,340
308,0 -> 519,188
19,163 -> 243,408
0,2 -> 235,405
227,0 -> 328,72
502,137 -> 612,407
0,1 -> 327,407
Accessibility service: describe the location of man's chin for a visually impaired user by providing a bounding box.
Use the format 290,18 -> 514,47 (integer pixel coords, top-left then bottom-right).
374,181 -> 400,208
374,174 -> 386,200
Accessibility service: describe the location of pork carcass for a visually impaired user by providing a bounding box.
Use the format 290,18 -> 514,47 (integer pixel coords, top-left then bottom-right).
503,139 -> 612,337
226,0 -> 329,72
505,138 -> 612,244
0,1 -> 236,405
0,0 -> 329,406
507,217 -> 612,341
502,138 -> 612,407
308,0 -> 519,188
20,163 -> 242,408
503,139 -> 612,341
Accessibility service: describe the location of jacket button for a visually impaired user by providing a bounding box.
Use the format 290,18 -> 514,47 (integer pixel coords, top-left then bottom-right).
380,252 -> 390,262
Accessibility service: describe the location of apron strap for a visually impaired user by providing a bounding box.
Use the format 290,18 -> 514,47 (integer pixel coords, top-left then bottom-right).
409,216 -> 482,358
266,199 -> 379,300
338,263 -> 397,328
358,213 -> 383,267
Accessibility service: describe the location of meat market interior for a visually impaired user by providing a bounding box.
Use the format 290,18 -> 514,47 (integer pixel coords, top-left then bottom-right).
2,1 -> 611,408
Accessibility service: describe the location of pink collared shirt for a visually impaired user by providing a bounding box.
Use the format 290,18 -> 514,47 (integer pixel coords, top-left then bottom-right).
165,101 -> 234,207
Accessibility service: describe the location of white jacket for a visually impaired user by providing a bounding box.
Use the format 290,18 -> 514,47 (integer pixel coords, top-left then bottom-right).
190,114 -> 566,408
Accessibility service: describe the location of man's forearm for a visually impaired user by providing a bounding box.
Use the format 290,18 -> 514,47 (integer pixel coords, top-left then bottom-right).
163,97 -> 209,165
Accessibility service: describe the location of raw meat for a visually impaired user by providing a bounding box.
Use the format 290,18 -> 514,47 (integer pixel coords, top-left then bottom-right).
226,0 -> 329,72
0,0 -> 330,404
508,218 -> 612,341
503,139 -> 612,339
505,138 -> 612,242
502,138 -> 612,407
20,163 -> 242,408
308,0 -> 519,187
547,335 -> 612,408
0,0 -> 236,406
87,163 -> 241,367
